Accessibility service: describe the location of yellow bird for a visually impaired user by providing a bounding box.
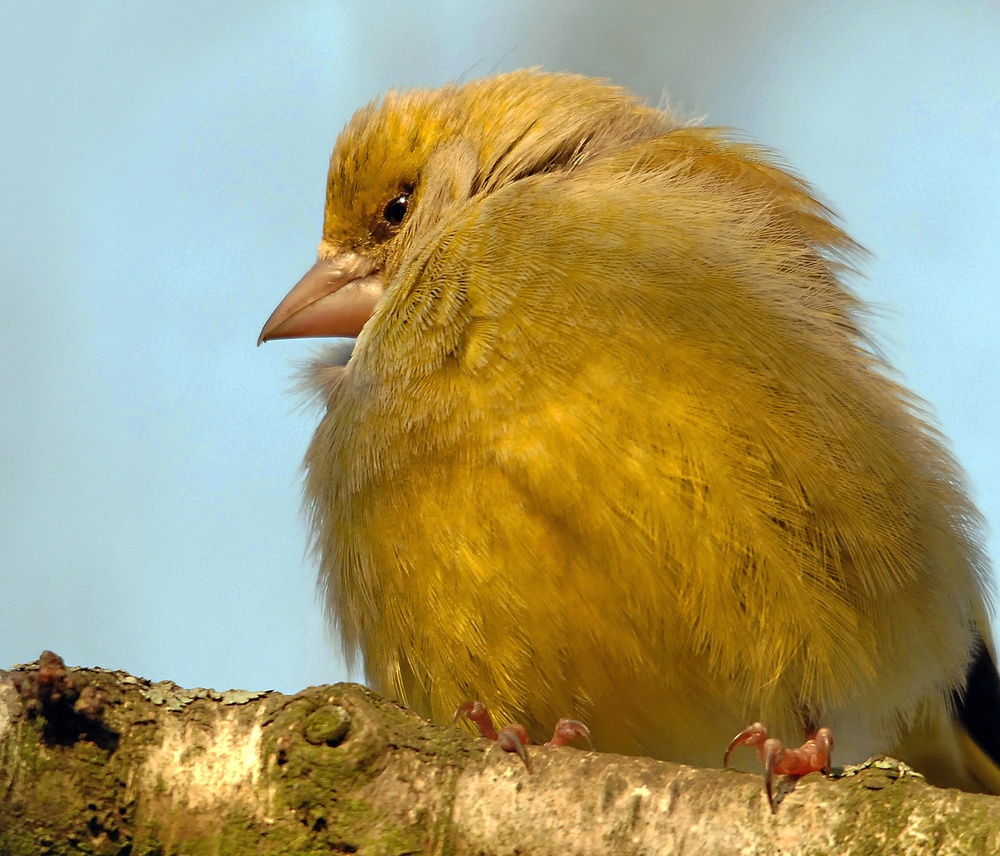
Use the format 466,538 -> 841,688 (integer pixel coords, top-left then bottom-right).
260,70 -> 1000,795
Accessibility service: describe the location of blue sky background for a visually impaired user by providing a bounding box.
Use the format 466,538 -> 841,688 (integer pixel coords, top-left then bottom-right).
2,1 -> 998,693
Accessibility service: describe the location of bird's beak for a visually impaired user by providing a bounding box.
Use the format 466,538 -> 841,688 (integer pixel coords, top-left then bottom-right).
257,252 -> 385,345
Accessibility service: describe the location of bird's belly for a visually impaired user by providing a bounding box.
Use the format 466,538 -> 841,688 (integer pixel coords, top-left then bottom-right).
321,392 -> 975,773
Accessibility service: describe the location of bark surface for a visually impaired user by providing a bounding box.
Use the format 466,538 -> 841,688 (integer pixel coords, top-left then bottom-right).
2,654 -> 998,855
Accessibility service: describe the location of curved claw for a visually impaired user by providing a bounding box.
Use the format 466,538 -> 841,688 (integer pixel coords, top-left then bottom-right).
545,718 -> 595,751
762,737 -> 784,813
452,701 -> 499,741
498,724 -> 532,772
813,727 -> 834,776
724,721 -> 768,768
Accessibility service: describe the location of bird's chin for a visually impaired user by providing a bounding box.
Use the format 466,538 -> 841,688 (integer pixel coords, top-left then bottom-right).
293,341 -> 357,408
315,340 -> 357,368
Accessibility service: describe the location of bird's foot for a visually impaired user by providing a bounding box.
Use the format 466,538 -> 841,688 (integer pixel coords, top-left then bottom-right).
452,701 -> 593,772
724,721 -> 833,812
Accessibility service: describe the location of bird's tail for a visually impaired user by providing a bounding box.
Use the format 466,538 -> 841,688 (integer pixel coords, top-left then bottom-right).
953,636 -> 1000,794
890,634 -> 1000,794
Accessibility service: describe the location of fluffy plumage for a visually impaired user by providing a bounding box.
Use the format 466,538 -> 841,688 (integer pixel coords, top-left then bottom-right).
261,71 -> 1000,791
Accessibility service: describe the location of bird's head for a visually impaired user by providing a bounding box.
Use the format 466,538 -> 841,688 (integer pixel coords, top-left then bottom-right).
258,71 -> 659,345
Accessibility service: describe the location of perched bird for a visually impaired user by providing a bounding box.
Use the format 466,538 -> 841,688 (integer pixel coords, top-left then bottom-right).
260,70 -> 1000,796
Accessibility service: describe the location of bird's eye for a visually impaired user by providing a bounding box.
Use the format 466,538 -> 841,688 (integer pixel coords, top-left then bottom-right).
383,193 -> 411,227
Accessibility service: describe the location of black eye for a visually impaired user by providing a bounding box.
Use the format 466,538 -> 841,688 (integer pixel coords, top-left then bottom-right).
383,193 -> 410,227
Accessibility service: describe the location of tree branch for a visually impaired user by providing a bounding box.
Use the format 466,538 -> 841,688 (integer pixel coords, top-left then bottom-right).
2,653 -> 998,854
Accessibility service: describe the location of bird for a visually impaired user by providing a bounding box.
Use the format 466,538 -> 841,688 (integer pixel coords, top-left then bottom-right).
259,70 -> 1000,798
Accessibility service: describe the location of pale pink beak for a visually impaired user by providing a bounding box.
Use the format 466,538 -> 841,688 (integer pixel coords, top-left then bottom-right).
258,252 -> 385,345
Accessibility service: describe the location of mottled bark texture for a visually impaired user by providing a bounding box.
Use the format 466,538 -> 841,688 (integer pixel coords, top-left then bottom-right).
2,654 -> 999,855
